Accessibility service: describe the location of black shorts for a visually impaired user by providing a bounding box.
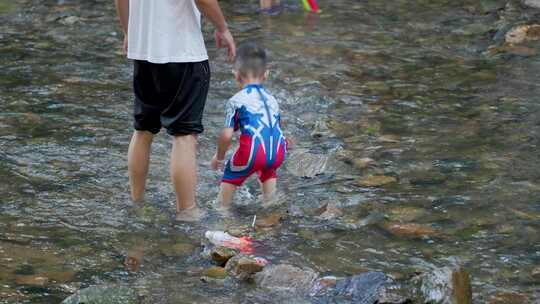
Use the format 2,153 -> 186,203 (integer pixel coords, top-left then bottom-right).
133,60 -> 210,135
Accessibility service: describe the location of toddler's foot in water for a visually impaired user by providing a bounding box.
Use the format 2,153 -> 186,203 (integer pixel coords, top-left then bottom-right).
175,205 -> 204,222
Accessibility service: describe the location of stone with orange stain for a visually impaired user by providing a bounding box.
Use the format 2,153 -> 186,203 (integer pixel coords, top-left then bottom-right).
382,222 -> 438,238
15,275 -> 48,286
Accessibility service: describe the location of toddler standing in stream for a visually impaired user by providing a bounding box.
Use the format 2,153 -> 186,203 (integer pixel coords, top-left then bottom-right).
211,42 -> 288,211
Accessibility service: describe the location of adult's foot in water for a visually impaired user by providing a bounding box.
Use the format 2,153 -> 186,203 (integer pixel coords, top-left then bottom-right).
175,205 -> 204,222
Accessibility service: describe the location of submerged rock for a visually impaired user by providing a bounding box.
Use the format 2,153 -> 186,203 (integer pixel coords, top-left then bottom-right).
488,291 -> 530,303
531,265 -> 540,280
203,266 -> 227,279
210,246 -> 239,266
316,202 -> 343,220
505,24 -> 540,44
15,275 -> 49,286
225,254 -> 266,281
413,262 -> 472,304
387,206 -> 427,222
408,171 -> 447,186
255,212 -> 283,228
312,272 -> 408,304
523,0 -> 540,9
357,175 -> 397,187
255,264 -> 318,294
286,151 -> 328,178
353,157 -> 375,170
61,285 -> 138,304
382,222 -> 439,238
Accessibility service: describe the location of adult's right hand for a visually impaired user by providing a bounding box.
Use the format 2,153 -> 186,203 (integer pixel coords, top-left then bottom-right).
215,29 -> 236,62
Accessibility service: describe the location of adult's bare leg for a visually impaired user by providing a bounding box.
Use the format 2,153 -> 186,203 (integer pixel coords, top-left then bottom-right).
128,130 -> 154,203
171,134 -> 202,221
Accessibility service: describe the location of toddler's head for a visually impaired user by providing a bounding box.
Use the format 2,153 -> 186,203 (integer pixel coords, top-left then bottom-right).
234,41 -> 268,86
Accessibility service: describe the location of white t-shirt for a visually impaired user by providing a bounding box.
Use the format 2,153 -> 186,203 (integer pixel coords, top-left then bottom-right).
127,0 -> 209,64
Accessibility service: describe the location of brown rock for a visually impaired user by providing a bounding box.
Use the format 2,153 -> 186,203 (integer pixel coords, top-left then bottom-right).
358,175 -> 397,187
505,24 -> 540,44
383,222 -> 438,238
225,254 -> 266,281
15,275 -> 49,286
531,266 -> 540,279
255,213 -> 283,228
203,266 -> 227,279
317,203 -> 343,220
210,246 -> 239,266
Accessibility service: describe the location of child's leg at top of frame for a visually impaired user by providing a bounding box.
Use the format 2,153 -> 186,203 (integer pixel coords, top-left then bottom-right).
260,0 -> 272,9
218,182 -> 237,206
261,178 -> 277,202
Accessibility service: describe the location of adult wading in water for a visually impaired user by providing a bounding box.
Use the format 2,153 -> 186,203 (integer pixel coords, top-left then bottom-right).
115,0 -> 236,221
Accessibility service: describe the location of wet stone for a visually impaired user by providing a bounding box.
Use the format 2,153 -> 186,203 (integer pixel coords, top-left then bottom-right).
159,242 -> 195,257
531,266 -> 540,280
286,150 -> 328,178
210,246 -> 239,266
353,157 -> 375,170
408,170 -> 447,186
387,206 -> 427,222
15,275 -> 49,286
414,263 -> 472,304
59,16 -> 81,25
255,264 -> 318,294
357,175 -> 397,187
479,0 -> 507,14
382,222 -> 438,238
61,285 -> 138,304
488,292 -> 530,304
203,266 -> 227,279
523,0 -> 540,8
225,254 -> 265,281
505,24 -> 540,44
316,203 -> 343,220
255,212 -> 283,228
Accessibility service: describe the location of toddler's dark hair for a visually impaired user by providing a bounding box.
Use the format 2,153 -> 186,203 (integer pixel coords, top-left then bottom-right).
234,41 -> 267,78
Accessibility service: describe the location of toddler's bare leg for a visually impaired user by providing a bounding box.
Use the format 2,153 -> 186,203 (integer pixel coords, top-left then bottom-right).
261,178 -> 277,202
260,0 -> 272,9
218,182 -> 237,207
128,130 -> 154,203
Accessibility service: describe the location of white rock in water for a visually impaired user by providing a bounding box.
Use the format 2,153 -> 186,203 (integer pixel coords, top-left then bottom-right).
286,150 -> 328,178
524,0 -> 540,8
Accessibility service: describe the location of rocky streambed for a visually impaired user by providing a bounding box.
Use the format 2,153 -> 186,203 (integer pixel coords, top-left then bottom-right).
1,0 -> 540,303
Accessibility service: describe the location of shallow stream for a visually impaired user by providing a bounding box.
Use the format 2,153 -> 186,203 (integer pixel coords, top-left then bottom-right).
1,0 -> 539,303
